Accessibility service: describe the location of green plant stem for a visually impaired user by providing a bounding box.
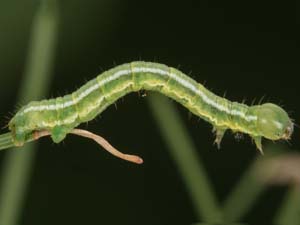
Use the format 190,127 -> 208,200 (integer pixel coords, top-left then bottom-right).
0,133 -> 14,150
222,144 -> 285,222
0,1 -> 59,224
275,185 -> 300,225
222,160 -> 265,221
0,132 -> 38,151
147,93 -> 223,223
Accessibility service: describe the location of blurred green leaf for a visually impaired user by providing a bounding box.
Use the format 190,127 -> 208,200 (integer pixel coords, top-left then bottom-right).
0,1 -> 59,224
148,93 -> 223,222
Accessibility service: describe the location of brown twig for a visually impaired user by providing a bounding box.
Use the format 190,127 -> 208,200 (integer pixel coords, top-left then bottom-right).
33,129 -> 143,164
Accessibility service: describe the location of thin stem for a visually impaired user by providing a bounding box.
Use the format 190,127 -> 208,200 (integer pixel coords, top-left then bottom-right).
222,144 -> 285,221
275,184 -> 300,225
0,132 -> 42,151
147,93 -> 223,222
0,1 -> 59,224
0,128 -> 144,165
0,133 -> 14,150
70,129 -> 143,164
31,129 -> 143,164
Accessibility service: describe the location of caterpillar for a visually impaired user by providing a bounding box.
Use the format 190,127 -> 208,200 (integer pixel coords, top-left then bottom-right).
8,61 -> 293,163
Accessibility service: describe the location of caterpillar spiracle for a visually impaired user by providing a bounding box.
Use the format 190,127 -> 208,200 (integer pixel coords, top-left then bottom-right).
8,62 -> 294,164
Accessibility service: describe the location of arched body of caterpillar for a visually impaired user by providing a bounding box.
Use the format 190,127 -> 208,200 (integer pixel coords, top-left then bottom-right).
8,61 -> 294,163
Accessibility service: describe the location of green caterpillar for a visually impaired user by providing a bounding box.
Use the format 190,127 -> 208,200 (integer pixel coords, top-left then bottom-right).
8,61 -> 293,163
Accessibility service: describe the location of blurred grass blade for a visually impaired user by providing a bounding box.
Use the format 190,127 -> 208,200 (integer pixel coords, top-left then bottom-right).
222,159 -> 265,221
191,223 -> 247,225
147,93 -> 223,222
0,1 -> 59,225
222,144 -> 284,221
275,185 -> 300,225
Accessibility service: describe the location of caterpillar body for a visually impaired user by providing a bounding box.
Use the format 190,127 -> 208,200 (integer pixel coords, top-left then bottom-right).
9,61 -> 293,160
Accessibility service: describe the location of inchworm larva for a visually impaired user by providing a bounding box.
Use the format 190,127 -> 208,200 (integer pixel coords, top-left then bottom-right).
8,62 -> 294,163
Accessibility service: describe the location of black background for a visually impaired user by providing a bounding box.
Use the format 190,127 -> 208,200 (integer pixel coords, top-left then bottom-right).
0,0 -> 299,224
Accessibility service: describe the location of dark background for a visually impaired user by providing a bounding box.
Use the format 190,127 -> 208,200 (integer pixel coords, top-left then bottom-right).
0,0 -> 299,224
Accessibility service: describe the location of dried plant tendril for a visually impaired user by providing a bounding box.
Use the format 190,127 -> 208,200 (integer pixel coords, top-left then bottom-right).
3,61 -> 294,163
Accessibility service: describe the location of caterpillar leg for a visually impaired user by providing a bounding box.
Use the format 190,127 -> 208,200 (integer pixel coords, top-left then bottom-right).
212,126 -> 226,149
50,126 -> 70,143
252,136 -> 264,155
32,129 -> 143,164
14,130 -> 26,147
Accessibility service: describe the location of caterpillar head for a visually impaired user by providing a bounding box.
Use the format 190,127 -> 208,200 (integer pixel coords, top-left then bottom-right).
255,103 -> 293,140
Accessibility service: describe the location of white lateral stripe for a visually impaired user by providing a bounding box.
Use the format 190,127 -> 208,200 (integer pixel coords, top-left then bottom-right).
22,66 -> 257,121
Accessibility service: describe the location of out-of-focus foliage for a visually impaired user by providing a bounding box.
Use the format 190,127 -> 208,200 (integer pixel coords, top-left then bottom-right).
0,0 -> 299,225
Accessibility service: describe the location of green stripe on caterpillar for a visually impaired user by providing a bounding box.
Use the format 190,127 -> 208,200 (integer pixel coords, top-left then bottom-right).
8,61 -> 294,163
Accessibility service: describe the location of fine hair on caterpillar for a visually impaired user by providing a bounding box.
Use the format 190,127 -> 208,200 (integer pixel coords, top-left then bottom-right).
7,61 -> 294,163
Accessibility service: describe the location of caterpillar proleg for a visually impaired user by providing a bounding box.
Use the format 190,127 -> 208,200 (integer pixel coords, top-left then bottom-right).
7,62 -> 294,163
